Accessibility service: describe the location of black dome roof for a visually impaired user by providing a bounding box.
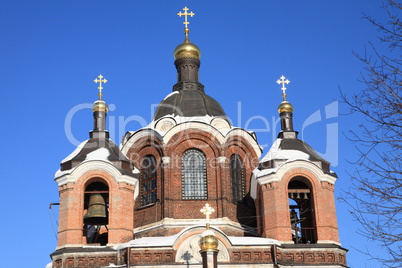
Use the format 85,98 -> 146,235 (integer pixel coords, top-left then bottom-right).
153,89 -> 227,121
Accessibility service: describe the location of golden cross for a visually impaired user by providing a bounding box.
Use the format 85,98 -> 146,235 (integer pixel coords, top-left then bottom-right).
177,6 -> 195,28
276,75 -> 290,101
94,74 -> 108,100
200,203 -> 215,222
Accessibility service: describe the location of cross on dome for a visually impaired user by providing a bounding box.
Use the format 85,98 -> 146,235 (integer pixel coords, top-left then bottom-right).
200,203 -> 215,222
94,74 -> 108,100
177,6 -> 195,28
276,75 -> 290,101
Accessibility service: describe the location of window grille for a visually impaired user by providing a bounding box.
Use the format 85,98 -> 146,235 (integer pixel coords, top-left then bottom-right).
230,154 -> 245,203
182,149 -> 207,199
140,155 -> 157,206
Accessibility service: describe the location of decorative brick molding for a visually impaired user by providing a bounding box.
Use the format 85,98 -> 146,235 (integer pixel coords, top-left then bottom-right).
128,250 -> 176,265
52,251 -> 118,268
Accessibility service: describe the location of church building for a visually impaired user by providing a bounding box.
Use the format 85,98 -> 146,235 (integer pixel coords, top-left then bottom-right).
49,7 -> 347,268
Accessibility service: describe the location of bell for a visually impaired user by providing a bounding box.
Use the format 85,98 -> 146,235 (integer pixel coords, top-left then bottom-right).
303,192 -> 309,200
84,193 -> 108,225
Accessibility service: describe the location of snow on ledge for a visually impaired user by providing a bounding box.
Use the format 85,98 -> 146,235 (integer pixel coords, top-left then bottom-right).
114,225 -> 279,250
60,140 -> 89,164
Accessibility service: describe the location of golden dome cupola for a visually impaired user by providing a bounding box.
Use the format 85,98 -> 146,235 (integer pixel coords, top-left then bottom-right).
174,28 -> 201,60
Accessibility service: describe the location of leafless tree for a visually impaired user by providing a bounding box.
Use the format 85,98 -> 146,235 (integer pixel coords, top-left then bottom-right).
342,1 -> 402,266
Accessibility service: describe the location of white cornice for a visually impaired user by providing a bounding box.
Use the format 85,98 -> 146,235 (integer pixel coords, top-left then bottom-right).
55,160 -> 139,192
256,160 -> 337,186
163,122 -> 226,145
224,128 -> 262,158
121,129 -> 164,155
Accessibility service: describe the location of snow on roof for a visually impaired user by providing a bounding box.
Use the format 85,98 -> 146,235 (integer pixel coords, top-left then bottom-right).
253,138 -> 317,179
85,147 -> 110,161
55,148 -> 114,179
114,233 -> 177,250
163,91 -> 179,100
114,225 -> 279,250
133,166 -> 140,174
54,167 -> 72,178
60,140 -> 89,164
228,236 -> 279,246
260,138 -> 310,163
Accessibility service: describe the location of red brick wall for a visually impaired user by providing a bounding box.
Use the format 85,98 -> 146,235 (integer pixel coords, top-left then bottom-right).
57,169 -> 135,247
126,129 -> 260,229
258,166 -> 339,243
126,135 -> 165,228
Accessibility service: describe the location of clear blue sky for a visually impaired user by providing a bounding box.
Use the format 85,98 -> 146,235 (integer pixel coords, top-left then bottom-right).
0,1 -> 390,267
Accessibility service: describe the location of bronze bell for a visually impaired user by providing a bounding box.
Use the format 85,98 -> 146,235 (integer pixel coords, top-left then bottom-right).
84,193 -> 108,225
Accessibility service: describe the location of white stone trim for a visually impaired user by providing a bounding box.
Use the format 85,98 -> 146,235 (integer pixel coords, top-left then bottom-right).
317,240 -> 342,246
217,156 -> 227,164
224,128 -> 262,158
121,129 -> 164,155
256,160 -> 337,186
54,161 -> 139,198
163,122 -> 225,145
162,156 -> 171,164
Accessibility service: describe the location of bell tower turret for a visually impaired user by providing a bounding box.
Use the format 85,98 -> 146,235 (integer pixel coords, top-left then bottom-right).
252,76 -> 340,245
51,75 -> 138,267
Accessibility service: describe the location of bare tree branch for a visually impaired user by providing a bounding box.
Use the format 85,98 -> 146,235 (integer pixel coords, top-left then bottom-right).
341,1 -> 402,267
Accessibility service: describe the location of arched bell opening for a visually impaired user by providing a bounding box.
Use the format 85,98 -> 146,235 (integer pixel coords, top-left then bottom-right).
288,177 -> 316,244
83,181 -> 109,245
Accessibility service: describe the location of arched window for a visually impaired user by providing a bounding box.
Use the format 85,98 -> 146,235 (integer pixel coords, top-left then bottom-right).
84,181 -> 109,245
182,149 -> 207,199
140,155 -> 157,206
230,154 -> 245,203
288,178 -> 316,244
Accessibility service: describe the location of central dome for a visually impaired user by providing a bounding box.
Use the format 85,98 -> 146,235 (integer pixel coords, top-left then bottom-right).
153,89 -> 227,121
153,24 -> 227,122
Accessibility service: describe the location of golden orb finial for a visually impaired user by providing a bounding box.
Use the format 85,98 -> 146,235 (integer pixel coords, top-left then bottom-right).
199,228 -> 219,253
278,101 -> 294,113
